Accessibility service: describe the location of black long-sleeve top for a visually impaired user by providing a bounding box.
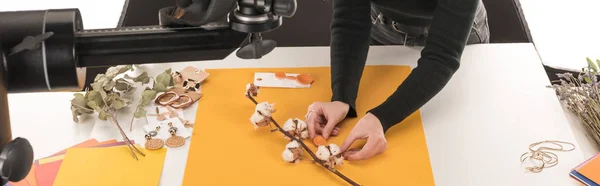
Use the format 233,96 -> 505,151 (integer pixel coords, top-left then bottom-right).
330,0 -> 480,132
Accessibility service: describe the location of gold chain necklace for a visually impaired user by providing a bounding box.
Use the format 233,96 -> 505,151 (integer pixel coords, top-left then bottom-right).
520,140 -> 576,173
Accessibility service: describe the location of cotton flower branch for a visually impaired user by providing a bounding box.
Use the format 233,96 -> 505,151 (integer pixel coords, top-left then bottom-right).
245,84 -> 360,186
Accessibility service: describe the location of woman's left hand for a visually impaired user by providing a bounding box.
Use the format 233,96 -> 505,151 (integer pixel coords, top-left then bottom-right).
340,112 -> 388,161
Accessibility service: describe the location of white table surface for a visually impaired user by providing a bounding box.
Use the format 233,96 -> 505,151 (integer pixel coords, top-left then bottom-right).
518,0 -> 600,159
1,1 -> 598,185
6,43 -> 592,186
519,0 -> 600,71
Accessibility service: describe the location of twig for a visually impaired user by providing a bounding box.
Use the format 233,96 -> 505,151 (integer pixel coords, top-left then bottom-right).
129,99 -> 143,132
110,115 -> 138,160
245,94 -> 360,186
103,97 -> 146,160
110,114 -> 146,160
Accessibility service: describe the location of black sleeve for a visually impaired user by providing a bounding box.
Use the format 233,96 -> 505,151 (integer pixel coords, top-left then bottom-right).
329,0 -> 372,118
368,0 -> 480,132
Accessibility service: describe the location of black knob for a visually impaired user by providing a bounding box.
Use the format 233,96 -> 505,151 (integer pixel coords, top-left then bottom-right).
273,0 -> 297,17
0,138 -> 33,182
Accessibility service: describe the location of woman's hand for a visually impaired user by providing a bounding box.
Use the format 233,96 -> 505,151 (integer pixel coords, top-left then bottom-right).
305,101 -> 350,139
340,113 -> 388,161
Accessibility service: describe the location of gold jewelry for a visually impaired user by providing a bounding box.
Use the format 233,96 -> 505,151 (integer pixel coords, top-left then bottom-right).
166,122 -> 185,148
520,140 -> 575,173
145,126 -> 165,150
305,109 -> 314,119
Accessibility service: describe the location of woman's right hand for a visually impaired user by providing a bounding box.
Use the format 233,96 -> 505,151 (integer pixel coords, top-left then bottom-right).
305,101 -> 350,139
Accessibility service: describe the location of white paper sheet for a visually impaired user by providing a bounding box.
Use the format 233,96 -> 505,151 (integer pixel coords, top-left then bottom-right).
253,72 -> 311,88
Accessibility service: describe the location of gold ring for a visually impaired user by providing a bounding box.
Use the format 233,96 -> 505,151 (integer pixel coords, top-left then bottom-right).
305,109 -> 314,119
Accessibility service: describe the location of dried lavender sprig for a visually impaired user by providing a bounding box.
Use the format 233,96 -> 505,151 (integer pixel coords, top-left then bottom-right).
552,69 -> 600,149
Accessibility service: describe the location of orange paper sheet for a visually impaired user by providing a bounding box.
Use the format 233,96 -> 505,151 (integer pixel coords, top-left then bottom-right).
9,164 -> 37,186
183,66 -> 434,186
50,139 -> 100,156
53,145 -> 167,186
578,155 -> 600,184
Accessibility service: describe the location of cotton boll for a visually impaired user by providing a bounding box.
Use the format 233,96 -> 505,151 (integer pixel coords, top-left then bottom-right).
282,141 -> 302,163
282,148 -> 297,163
299,130 -> 310,139
292,118 -> 309,139
250,112 -> 269,129
328,144 -> 341,156
283,118 -> 296,132
333,155 -> 344,166
255,102 -> 276,117
245,83 -> 260,96
316,145 -> 331,161
286,140 -> 301,149
294,118 -> 307,130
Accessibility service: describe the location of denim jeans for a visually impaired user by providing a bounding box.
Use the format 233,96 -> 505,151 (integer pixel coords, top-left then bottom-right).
370,1 -> 490,46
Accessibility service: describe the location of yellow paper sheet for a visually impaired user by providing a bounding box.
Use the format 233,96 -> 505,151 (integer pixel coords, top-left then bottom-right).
53,145 -> 167,186
38,154 -> 65,165
183,66 -> 434,186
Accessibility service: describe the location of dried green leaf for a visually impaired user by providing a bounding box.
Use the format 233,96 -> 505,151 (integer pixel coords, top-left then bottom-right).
106,65 -> 133,78
588,57 -> 598,72
105,92 -> 120,105
114,81 -> 129,91
71,95 -> 89,109
87,101 -> 102,112
90,83 -> 107,99
134,108 -> 147,118
153,83 -> 167,92
585,76 -> 592,83
111,98 -> 126,110
86,90 -> 104,108
596,59 -> 600,72
74,93 -> 84,98
141,90 -> 158,106
87,101 -> 109,120
133,72 -> 150,84
103,81 -> 116,91
98,110 -> 109,120
90,82 -> 101,91
156,69 -> 173,87
94,74 -> 108,82
71,106 -> 80,123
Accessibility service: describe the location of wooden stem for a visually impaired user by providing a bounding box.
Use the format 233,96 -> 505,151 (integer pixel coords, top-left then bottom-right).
109,111 -> 146,160
245,94 -> 360,186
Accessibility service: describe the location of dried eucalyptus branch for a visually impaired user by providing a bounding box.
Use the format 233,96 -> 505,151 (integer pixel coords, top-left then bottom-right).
70,65 -> 154,160
550,57 -> 600,149
128,69 -> 174,132
245,88 -> 360,186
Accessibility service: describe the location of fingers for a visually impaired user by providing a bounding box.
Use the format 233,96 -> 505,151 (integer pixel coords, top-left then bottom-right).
306,113 -> 318,139
306,103 -> 323,139
321,120 -> 339,139
340,132 -> 360,152
314,125 -> 340,136
345,137 -> 385,161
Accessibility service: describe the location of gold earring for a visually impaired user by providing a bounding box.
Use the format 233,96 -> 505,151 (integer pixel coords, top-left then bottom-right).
145,126 -> 165,150
166,122 -> 185,148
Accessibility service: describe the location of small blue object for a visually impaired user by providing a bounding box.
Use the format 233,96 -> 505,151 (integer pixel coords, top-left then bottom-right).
570,170 -> 599,186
